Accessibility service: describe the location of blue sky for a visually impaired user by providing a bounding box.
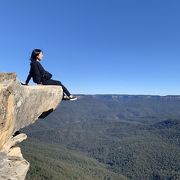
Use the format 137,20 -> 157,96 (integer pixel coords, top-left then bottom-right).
0,0 -> 180,95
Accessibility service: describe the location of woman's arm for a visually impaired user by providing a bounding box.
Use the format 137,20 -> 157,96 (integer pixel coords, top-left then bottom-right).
25,70 -> 32,85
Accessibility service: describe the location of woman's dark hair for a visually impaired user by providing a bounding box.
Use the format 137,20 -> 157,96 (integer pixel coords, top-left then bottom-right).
30,49 -> 43,61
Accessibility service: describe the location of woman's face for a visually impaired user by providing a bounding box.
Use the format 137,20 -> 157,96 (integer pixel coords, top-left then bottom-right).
37,52 -> 43,61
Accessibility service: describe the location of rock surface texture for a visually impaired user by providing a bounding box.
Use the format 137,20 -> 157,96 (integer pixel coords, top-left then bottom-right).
0,72 -> 63,180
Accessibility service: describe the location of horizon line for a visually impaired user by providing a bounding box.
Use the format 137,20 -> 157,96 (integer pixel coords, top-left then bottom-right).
74,93 -> 180,97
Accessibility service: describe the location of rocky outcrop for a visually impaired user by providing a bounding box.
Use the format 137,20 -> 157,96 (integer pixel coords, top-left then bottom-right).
0,72 -> 63,180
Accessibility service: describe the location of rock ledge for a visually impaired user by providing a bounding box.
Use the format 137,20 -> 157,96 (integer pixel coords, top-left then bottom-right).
0,72 -> 63,180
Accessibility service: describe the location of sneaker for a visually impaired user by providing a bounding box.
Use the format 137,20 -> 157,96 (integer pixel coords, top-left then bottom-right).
69,95 -> 77,101
62,95 -> 70,101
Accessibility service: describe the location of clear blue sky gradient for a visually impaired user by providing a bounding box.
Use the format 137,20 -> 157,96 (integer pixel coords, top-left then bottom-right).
0,0 -> 180,95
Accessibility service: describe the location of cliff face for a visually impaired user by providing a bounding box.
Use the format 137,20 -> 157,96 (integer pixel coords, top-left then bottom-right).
0,73 -> 63,180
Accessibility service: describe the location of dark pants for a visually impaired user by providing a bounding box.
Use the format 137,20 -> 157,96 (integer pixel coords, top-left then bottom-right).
42,78 -> 71,97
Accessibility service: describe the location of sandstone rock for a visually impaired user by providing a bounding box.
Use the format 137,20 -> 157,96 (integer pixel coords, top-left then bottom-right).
0,72 -> 63,180
3,133 -> 27,154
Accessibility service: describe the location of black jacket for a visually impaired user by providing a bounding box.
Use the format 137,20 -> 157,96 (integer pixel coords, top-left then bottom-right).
26,60 -> 47,84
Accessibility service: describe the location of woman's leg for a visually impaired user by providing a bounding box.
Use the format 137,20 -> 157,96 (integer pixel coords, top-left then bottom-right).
42,79 -> 71,96
60,84 -> 71,97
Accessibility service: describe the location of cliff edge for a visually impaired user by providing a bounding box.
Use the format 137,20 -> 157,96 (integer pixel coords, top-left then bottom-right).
0,72 -> 63,180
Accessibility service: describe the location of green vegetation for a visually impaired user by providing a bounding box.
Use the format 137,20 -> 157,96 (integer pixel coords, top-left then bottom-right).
21,95 -> 180,179
20,138 -> 126,180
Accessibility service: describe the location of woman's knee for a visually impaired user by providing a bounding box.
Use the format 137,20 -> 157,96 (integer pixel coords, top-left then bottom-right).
52,79 -> 62,86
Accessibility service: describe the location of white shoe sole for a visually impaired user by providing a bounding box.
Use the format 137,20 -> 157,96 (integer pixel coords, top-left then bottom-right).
69,98 -> 77,101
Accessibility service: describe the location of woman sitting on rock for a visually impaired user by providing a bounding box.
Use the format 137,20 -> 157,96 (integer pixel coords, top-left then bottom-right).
25,49 -> 77,101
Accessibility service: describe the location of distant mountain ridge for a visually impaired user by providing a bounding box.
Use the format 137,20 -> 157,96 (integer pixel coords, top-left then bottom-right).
76,94 -> 180,99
